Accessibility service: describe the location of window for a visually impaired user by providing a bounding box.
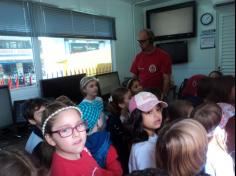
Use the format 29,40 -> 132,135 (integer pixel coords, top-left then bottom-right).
0,1 -> 35,89
0,1 -> 116,89
39,37 -> 112,79
0,36 -> 36,88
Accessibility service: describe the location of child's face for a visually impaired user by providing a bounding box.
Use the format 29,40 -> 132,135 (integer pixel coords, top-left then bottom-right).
119,91 -> 132,109
131,81 -> 143,95
46,109 -> 87,160
29,106 -> 45,128
123,91 -> 132,108
142,105 -> 163,135
83,80 -> 98,97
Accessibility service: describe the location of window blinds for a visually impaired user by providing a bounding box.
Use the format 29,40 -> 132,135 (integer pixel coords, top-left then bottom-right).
0,1 -> 116,40
31,5 -> 74,37
31,3 -> 116,39
72,13 -> 96,38
94,16 -> 116,38
0,0 -> 31,35
219,13 -> 235,75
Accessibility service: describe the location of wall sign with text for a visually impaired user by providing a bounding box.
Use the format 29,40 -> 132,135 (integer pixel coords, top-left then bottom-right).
200,29 -> 216,49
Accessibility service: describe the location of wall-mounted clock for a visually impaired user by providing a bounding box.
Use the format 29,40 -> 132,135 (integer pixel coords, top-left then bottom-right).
201,13 -> 214,25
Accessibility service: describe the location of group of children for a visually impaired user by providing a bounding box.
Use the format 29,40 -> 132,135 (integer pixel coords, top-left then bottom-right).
0,71 -> 235,176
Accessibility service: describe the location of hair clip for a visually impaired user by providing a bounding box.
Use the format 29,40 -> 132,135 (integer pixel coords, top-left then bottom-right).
108,96 -> 113,103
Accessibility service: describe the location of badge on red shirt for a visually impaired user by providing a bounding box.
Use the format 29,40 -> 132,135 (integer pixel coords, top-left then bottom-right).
149,64 -> 157,73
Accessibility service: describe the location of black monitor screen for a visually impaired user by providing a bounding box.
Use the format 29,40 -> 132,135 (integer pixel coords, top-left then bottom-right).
96,72 -> 121,97
0,85 -> 13,129
146,1 -> 196,40
156,41 -> 188,64
13,100 -> 27,124
40,74 -> 86,104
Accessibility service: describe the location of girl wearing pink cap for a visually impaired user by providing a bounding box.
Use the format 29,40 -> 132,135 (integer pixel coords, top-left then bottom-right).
126,91 -> 168,173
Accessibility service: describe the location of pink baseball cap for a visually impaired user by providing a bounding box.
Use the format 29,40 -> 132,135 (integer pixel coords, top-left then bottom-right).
129,91 -> 168,113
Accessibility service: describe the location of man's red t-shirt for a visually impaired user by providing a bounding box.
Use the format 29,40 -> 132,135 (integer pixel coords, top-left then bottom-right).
130,47 -> 172,90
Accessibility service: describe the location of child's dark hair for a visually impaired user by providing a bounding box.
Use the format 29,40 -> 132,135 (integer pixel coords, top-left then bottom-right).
125,109 -> 149,144
166,100 -> 193,123
33,142 -> 55,170
106,87 -> 130,116
23,98 -> 49,121
206,75 -> 235,103
197,77 -> 214,100
191,102 -> 222,134
0,149 -> 40,176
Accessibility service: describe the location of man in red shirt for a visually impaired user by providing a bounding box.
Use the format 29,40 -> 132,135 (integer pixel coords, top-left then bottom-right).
130,29 -> 172,98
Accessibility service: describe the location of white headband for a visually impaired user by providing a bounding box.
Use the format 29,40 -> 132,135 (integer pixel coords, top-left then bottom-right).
80,77 -> 99,89
42,106 -> 83,136
126,78 -> 133,88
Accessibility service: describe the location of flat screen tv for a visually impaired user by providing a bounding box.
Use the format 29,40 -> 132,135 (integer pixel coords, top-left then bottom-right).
146,1 -> 196,41
156,41 -> 188,64
40,74 -> 86,104
0,85 -> 14,130
95,72 -> 121,99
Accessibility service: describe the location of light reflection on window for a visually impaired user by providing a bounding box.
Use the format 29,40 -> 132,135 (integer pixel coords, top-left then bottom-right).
39,37 -> 112,79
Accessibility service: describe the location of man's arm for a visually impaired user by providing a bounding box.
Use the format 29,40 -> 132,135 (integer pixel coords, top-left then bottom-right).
130,54 -> 140,80
162,73 -> 171,99
160,49 -> 172,100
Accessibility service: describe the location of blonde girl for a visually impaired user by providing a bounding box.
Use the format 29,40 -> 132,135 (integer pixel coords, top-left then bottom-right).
156,119 -> 209,176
